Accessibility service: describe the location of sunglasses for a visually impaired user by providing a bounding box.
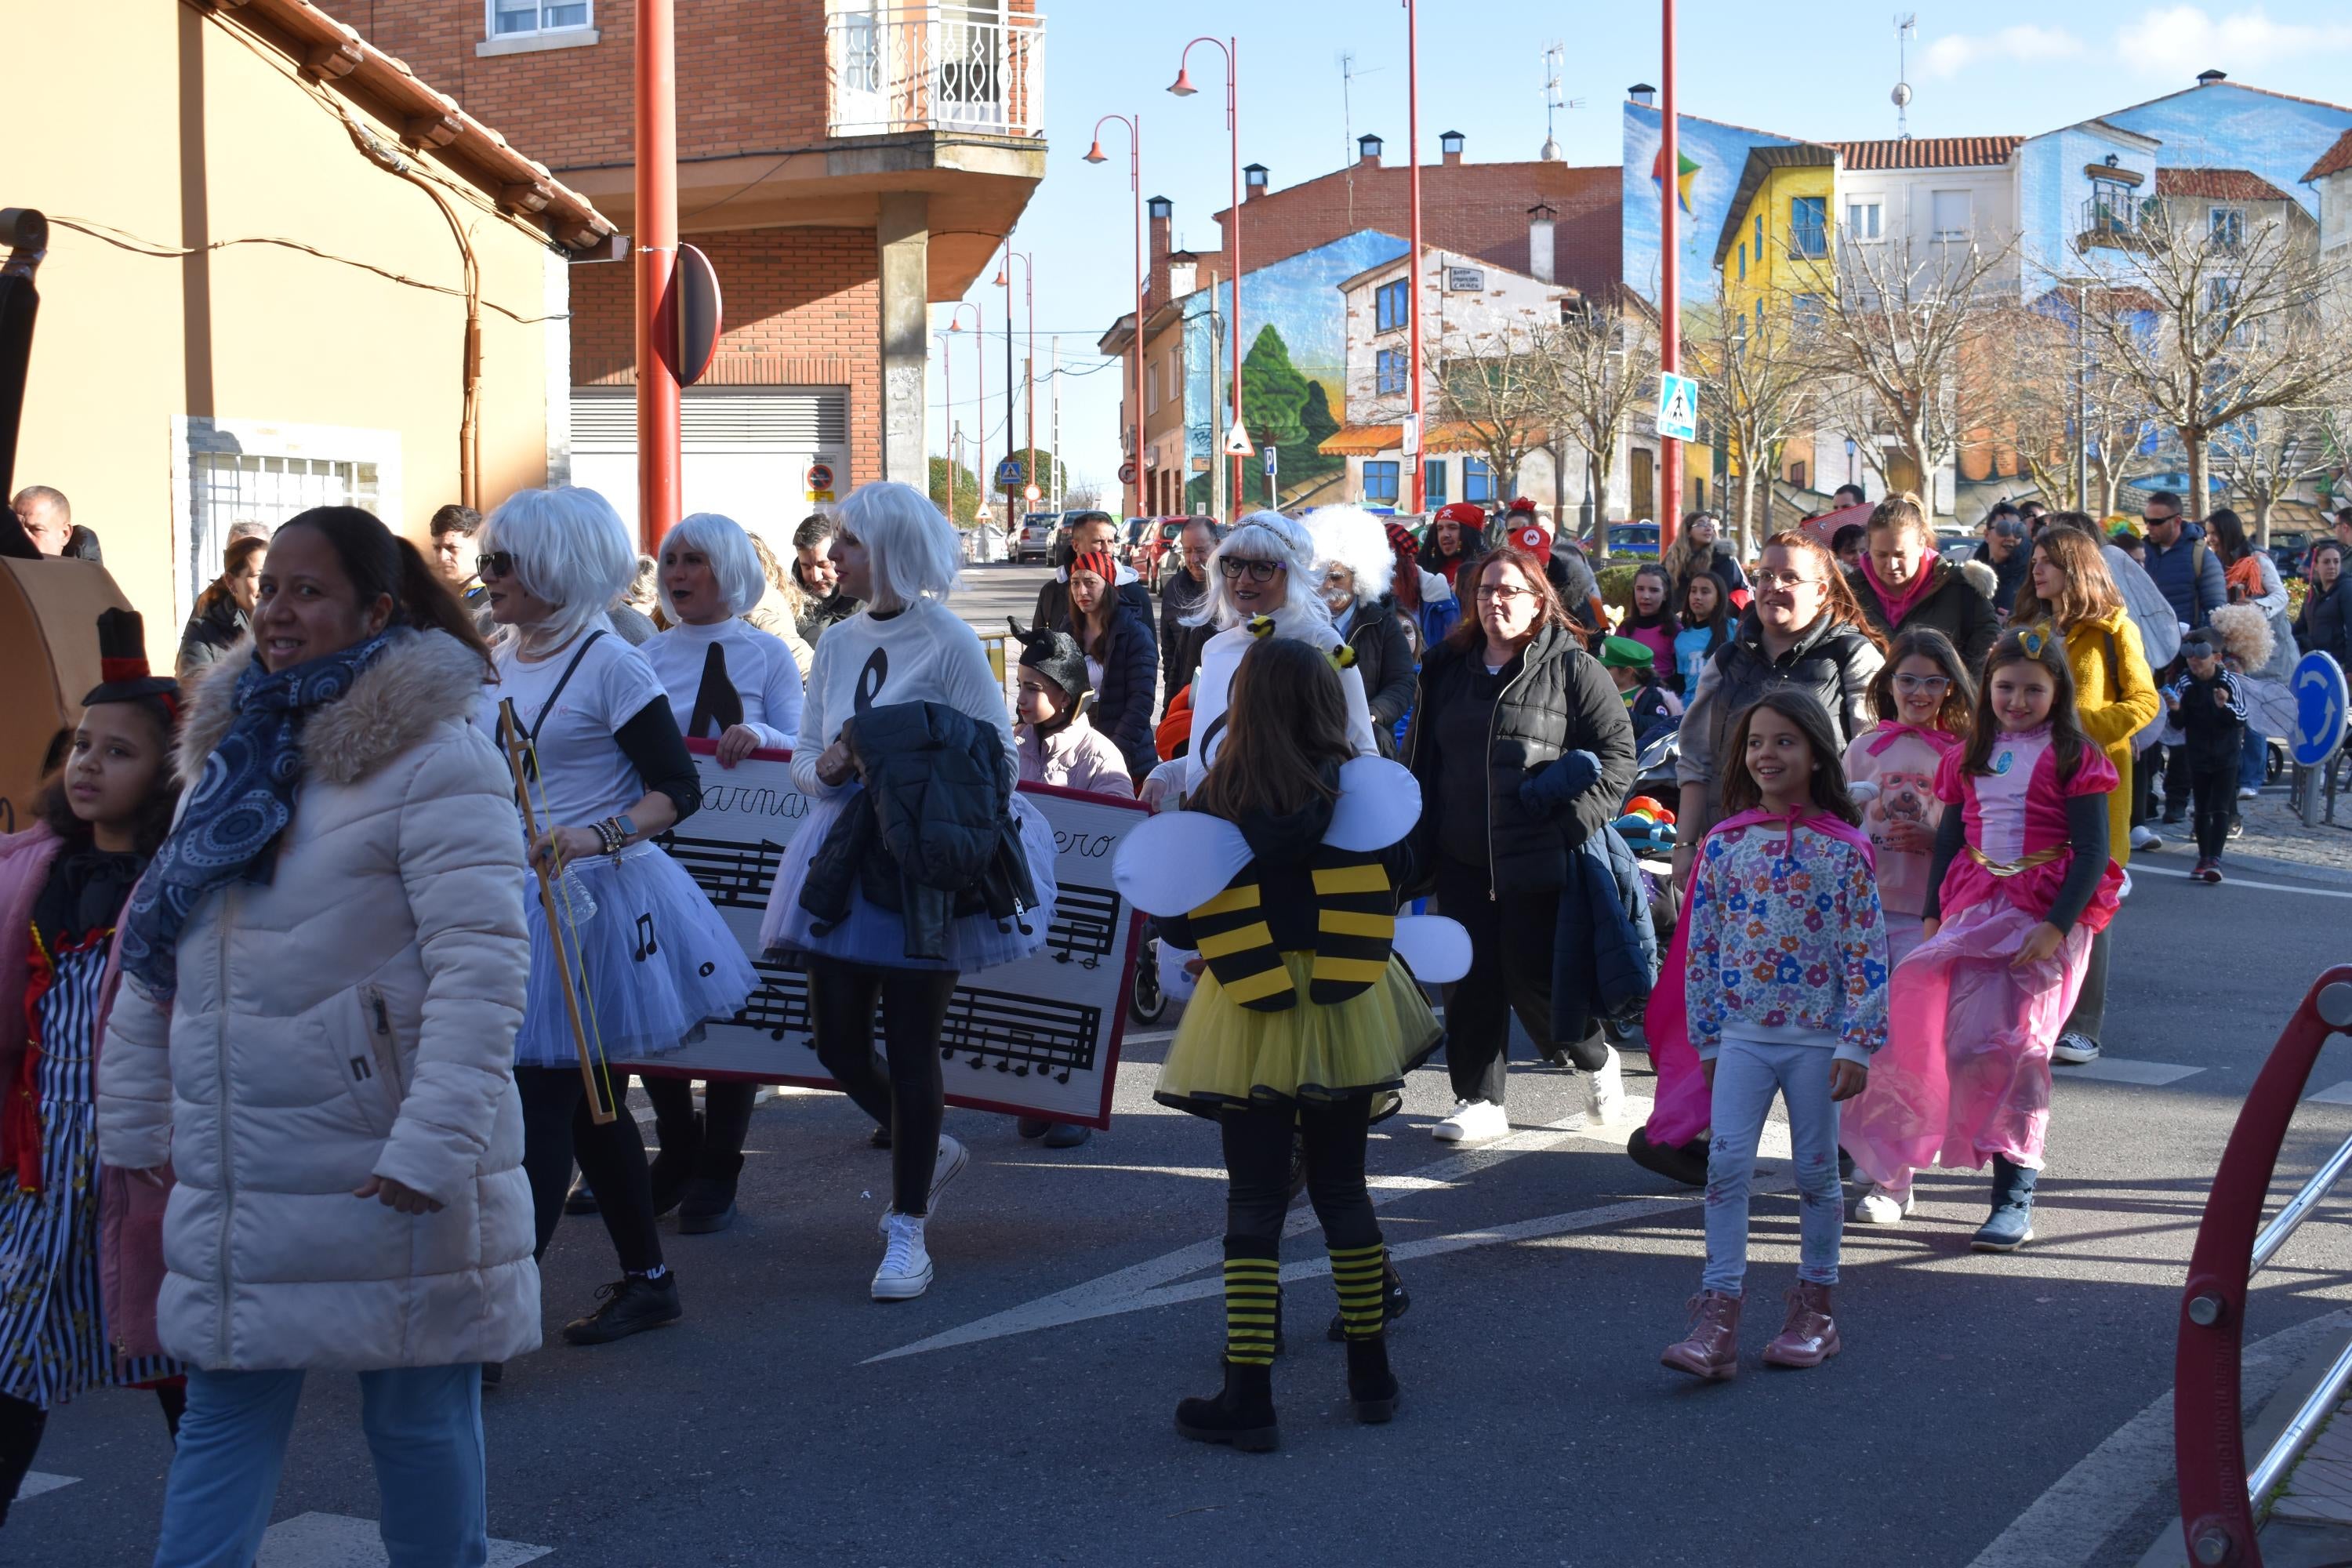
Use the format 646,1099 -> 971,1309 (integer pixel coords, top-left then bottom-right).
1218,557 -> 1283,583
1892,673 -> 1951,694
478,551 -> 517,580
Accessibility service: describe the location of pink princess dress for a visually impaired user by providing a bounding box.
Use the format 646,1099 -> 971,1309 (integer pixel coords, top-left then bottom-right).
1843,721 -> 1962,967
1840,726 -> 2121,1184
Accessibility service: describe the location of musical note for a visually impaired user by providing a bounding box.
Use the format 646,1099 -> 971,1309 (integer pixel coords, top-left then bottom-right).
853,647 -> 889,714
728,960 -> 813,1044
932,987 -> 1100,1082
655,833 -> 785,909
1045,882 -> 1120,969
631,913 -> 659,961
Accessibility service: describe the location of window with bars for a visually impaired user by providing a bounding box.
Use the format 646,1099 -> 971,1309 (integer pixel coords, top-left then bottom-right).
183,448 -> 382,615
491,1 -> 590,36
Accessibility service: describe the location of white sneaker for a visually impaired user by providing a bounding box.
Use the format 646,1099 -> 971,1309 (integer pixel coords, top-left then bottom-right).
2129,824 -> 2163,852
2052,1032 -> 2101,1065
879,1134 -> 970,1236
871,1212 -> 934,1301
1853,1183 -> 1915,1224
1585,1046 -> 1626,1126
2238,786 -> 2259,800
1432,1099 -> 1510,1144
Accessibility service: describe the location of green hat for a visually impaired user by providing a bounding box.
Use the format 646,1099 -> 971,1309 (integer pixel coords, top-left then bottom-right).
1600,635 -> 1655,671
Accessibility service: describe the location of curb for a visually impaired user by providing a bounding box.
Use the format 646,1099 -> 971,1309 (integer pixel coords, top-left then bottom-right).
2132,843 -> 2352,891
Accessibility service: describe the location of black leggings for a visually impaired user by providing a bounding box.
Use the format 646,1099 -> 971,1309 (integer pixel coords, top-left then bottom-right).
516,1066 -> 665,1275
0,1384 -> 181,1524
804,956 -> 959,1215
1219,1096 -> 1380,1255
637,1075 -> 757,1170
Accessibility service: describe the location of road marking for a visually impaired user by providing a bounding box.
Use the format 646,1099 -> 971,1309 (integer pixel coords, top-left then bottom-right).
1965,1305 -> 2352,1568
2307,1080 -> 2352,1105
2054,1058 -> 2206,1087
255,1512 -> 551,1566
15,1471 -> 76,1500
2135,865 -> 2352,899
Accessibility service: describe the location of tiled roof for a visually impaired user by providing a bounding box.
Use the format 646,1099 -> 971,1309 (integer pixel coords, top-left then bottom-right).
2155,167 -> 2298,202
2304,130 -> 2352,184
1827,136 -> 2023,169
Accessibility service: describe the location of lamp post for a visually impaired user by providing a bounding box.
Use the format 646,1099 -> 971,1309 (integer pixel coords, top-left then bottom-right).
995,248 -> 1036,515
1083,114 -> 1145,520
934,328 -> 959,524
1404,0 -> 1425,516
1657,0 -> 1682,551
946,301 -> 983,524
1171,38 -> 1243,520
633,0 -> 680,554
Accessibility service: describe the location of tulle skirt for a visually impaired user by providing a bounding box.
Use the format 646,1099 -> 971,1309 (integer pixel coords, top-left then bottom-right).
516,843 -> 758,1069
759,786 -> 1058,972
1841,898 -> 2092,1182
1155,953 -> 1443,1112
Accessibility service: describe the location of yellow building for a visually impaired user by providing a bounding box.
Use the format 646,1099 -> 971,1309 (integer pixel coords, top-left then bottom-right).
3,0 -> 615,668
1710,144 -> 1838,511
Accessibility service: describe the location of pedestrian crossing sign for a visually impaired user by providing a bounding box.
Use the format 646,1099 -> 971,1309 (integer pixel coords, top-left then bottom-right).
1656,372 -> 1700,442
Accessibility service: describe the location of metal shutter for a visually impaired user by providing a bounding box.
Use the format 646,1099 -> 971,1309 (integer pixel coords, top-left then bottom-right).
570,387 -> 850,455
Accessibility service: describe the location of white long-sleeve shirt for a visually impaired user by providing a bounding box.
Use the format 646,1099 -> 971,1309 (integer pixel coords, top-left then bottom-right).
789,597 -> 1016,797
643,616 -> 806,750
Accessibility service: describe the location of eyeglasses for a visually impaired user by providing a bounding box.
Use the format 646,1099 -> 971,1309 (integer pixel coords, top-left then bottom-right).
1752,568 -> 1818,590
1219,557 -> 1283,583
478,551 -> 517,580
1892,673 -> 1951,694
1475,584 -> 1535,603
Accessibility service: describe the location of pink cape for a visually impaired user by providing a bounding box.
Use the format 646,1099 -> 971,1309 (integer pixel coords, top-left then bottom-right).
1642,807 -> 1877,1146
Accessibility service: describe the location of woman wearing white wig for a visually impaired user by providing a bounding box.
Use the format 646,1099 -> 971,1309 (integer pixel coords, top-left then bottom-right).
757,481 -> 1057,1301
636,512 -> 806,1232
474,486 -> 757,1345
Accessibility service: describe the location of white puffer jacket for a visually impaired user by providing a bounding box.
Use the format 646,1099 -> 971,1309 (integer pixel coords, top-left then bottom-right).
98,629 -> 539,1371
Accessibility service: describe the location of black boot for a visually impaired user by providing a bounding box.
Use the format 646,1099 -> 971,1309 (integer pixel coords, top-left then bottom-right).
648,1111 -> 702,1218
1628,1127 -> 1711,1188
1326,1261 -> 1412,1342
678,1151 -> 744,1235
561,1271 -> 684,1345
1973,1156 -> 2038,1252
563,1173 -> 600,1215
1345,1334 -> 1401,1423
0,1395 -> 49,1527
1175,1359 -> 1279,1452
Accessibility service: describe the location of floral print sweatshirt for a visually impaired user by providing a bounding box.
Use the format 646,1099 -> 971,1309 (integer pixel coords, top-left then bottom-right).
1683,812 -> 1890,1065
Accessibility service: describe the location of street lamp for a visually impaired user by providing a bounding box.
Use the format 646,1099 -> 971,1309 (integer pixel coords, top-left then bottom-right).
946,301 -> 983,523
1171,36 -> 1243,520
1404,0 -> 1425,516
994,246 -> 1036,520
1085,113 -> 1146,520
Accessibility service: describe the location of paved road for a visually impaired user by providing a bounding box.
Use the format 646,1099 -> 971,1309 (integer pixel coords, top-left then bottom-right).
21,601 -> 2352,1565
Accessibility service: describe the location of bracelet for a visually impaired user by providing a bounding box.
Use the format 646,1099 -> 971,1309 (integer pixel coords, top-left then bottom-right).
593,818 -> 625,855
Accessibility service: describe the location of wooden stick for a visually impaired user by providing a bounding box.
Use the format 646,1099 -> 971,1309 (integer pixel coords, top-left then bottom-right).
499,700 -> 615,1125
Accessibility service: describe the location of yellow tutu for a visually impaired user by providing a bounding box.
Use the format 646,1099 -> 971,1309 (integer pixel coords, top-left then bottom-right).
1154,951 -> 1443,1111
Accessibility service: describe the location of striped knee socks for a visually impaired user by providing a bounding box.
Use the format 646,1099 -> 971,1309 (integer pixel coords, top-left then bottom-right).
1222,1252 -> 1281,1366
1330,1241 -> 1387,1341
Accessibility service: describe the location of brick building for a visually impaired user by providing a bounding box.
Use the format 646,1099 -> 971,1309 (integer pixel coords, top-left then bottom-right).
315,0 -> 1047,541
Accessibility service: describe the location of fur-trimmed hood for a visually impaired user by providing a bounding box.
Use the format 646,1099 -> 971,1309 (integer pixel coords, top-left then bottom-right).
174,628 -> 492,787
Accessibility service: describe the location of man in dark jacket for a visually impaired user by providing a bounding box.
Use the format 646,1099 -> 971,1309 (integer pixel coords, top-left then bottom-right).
1980,508 -> 2031,617
1157,517 -> 1221,717
2140,491 -> 2225,631
1032,514 -> 1152,632
793,513 -> 864,646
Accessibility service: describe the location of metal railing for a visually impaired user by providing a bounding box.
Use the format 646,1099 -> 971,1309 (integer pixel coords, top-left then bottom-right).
1785,221 -> 1828,260
2082,194 -> 2140,238
825,6 -> 1047,140
2175,966 -> 2352,1566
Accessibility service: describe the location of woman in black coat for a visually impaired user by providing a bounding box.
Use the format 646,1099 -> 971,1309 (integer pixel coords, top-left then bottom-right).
1845,492 -> 1997,670
1403,546 -> 1638,1145
174,535 -> 265,680
2297,539 -> 2349,670
1063,548 -> 1160,779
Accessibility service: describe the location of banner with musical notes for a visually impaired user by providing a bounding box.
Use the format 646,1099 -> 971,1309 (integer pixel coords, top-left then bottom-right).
617,746 -> 1149,1129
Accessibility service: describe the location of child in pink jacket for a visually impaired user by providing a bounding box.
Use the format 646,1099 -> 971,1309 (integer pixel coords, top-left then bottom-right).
1012,622 -> 1135,798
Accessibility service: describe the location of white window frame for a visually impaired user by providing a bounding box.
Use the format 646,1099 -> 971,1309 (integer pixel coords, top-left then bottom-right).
488,0 -> 592,38
1929,188 -> 1971,242
169,416 -> 403,631
1846,200 -> 1882,241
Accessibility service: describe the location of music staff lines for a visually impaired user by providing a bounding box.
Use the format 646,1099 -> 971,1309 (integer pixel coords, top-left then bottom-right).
1046,881 -> 1120,968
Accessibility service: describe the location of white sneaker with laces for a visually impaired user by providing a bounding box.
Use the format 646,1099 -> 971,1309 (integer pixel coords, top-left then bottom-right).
2052,1032 -> 2101,1065
1586,1046 -> 1626,1126
1432,1098 -> 1510,1144
880,1134 -> 970,1236
1853,1183 -> 1915,1224
2238,786 -> 2259,800
871,1212 -> 934,1301
2129,824 -> 2163,852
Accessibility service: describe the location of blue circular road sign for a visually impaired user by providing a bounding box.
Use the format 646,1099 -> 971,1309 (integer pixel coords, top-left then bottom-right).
2290,651 -> 2349,767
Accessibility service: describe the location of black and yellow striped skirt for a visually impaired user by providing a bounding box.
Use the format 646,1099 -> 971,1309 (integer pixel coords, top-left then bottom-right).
1152,951 -> 1443,1112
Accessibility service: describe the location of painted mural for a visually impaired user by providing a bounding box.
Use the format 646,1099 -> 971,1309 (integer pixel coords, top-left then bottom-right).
1178,228 -> 1411,511
1621,103 -> 1797,310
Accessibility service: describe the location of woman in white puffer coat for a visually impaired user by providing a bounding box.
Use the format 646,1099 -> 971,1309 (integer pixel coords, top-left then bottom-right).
98,506 -> 532,1568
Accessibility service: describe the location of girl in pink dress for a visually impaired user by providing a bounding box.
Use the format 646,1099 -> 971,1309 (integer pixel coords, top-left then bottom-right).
1840,626 -> 2120,1251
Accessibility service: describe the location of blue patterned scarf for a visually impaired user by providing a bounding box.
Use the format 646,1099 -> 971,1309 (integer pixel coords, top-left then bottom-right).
122,632 -> 394,998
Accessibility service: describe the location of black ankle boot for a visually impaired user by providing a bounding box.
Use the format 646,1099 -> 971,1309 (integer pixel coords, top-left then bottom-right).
678,1151 -> 744,1235
1326,1261 -> 1411,1342
1175,1359 -> 1278,1452
648,1112 -> 703,1218
1345,1334 -> 1400,1423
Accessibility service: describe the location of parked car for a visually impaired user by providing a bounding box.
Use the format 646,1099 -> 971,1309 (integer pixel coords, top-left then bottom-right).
1584,522 -> 1661,557
1937,532 -> 1980,564
1013,512 -> 1059,564
2270,539 -> 2311,583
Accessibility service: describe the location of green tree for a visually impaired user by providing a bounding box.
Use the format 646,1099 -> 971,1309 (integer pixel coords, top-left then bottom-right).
1242,324 -> 1312,454
929,455 -> 980,527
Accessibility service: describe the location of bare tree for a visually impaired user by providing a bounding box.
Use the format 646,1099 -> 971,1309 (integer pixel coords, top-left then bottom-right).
1544,288 -> 1660,546
1422,313 -> 1560,510
2208,402 -> 2348,544
1688,284 -> 1820,558
1808,231 -> 2020,509
1063,480 -> 1104,510
2071,202 -> 2352,529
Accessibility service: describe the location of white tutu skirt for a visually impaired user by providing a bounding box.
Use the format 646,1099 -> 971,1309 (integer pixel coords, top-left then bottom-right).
759,786 -> 1058,972
517,842 -> 758,1069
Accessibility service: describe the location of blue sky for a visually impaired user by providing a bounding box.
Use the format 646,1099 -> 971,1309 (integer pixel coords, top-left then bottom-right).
936,1 -> 2352,502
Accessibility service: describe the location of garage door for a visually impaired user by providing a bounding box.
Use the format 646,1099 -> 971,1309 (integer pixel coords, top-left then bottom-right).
569,385 -> 851,547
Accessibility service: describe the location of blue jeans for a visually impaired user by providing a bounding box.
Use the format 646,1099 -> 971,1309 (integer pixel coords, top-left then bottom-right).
1703,1036 -> 1845,1297
2239,724 -> 2267,793
152,1363 -> 487,1568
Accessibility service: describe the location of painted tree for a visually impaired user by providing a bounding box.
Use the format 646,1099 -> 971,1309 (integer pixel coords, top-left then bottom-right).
1421,303 -> 1562,511
1688,283 -> 1819,558
1240,324 -> 1312,453
2208,402 -> 2350,544
2071,201 -> 2352,534
1545,287 -> 1661,549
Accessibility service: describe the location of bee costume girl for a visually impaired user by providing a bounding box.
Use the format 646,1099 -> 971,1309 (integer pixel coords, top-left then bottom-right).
1116,637 -> 1467,1453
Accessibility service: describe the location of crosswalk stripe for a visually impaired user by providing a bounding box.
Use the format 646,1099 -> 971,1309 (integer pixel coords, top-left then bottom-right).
254,1512 -> 550,1566
2305,1080 -> 2352,1105
16,1471 -> 78,1499
2054,1058 -> 2205,1087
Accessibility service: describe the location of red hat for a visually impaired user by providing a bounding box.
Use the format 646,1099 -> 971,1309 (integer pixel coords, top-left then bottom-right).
1433,501 -> 1486,529
1383,521 -> 1419,558
1069,549 -> 1118,586
1505,496 -> 1539,516
1508,522 -> 1552,565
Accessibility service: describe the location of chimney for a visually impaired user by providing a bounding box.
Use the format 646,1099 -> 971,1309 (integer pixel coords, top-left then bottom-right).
1168,248 -> 1199,297
1527,203 -> 1557,285
2197,67 -> 2227,85
1148,195 -> 1173,307
1628,82 -> 1656,107
1357,132 -> 1384,167
1439,129 -> 1465,167
1243,162 -> 1269,200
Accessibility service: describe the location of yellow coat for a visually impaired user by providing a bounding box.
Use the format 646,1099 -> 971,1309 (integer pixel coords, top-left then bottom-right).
2052,607 -> 2161,868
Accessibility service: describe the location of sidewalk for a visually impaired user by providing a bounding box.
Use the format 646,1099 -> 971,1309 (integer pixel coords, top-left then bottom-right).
2139,1332 -> 2352,1568
2141,778 -> 2352,880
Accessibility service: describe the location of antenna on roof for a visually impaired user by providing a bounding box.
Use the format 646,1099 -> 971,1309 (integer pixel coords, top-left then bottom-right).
1339,53 -> 1385,229
1893,14 -> 1917,140
1541,42 -> 1578,162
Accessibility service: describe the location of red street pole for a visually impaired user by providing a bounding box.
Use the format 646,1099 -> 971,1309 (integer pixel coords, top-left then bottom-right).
935,328 -> 955,521
1087,115 -> 1145,517
1658,0 -> 1682,551
949,302 -> 982,521
1406,0 -> 1425,517
633,0 -> 680,556
1172,39 -> 1241,521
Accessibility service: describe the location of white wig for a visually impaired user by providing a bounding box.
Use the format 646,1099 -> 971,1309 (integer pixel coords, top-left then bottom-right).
1305,505 -> 1396,604
480,485 -> 635,648
835,481 -> 960,610
658,512 -> 768,621
1188,509 -> 1334,639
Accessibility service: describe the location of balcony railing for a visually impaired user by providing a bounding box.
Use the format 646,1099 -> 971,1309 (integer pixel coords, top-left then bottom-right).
826,6 -> 1047,140
1785,222 -> 1828,260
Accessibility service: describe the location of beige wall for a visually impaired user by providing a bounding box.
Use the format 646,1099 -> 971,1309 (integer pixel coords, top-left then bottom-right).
3,0 -> 565,665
